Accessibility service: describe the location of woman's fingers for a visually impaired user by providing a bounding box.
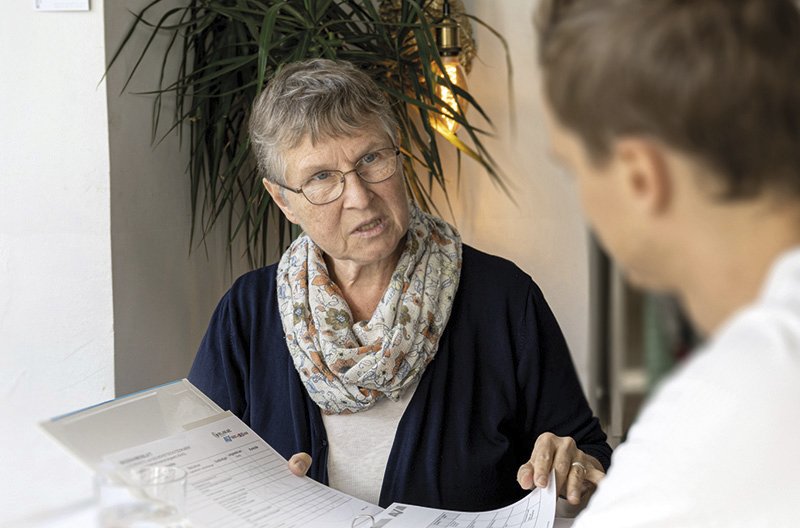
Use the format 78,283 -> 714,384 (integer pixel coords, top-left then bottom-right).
565,462 -> 587,504
288,452 -> 312,476
519,432 -> 578,491
533,433 -> 577,495
585,465 -> 606,486
531,433 -> 557,488
551,438 -> 577,496
517,463 -> 535,490
517,432 -> 553,489
565,458 -> 606,504
519,432 -> 606,507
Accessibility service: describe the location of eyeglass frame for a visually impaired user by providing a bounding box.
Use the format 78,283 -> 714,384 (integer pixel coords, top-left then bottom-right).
271,146 -> 402,205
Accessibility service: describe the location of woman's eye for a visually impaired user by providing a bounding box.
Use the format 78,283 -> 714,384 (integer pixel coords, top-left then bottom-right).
360,152 -> 379,165
311,171 -> 335,182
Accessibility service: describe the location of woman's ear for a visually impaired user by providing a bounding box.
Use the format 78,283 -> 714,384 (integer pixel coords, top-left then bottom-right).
263,178 -> 300,224
613,138 -> 672,215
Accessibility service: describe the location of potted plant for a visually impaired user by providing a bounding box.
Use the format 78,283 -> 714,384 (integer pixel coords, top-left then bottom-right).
109,0 -> 509,266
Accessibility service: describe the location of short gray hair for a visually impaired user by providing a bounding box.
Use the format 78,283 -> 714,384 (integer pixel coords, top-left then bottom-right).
249,58 -> 399,184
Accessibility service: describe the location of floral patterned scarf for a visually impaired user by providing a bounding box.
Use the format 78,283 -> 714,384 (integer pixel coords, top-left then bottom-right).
276,203 -> 462,415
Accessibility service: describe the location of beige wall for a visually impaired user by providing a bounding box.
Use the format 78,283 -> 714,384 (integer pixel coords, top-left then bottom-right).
104,0 -> 250,396
437,0 -> 594,390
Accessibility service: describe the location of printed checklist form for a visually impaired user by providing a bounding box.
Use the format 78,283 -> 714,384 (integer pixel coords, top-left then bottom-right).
104,411 -> 557,528
103,412 -> 382,528
367,472 -> 556,528
42,379 -> 558,528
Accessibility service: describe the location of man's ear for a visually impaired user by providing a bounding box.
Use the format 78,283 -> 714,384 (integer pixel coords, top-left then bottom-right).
613,138 -> 672,214
262,178 -> 300,224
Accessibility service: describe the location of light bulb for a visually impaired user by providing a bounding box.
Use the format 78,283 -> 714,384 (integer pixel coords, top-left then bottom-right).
430,0 -> 468,136
430,55 -> 469,135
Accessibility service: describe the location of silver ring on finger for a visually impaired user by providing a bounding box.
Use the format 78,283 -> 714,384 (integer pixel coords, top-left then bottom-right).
571,461 -> 587,472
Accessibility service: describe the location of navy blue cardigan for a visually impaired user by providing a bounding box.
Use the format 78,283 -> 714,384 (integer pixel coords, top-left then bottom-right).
189,245 -> 611,511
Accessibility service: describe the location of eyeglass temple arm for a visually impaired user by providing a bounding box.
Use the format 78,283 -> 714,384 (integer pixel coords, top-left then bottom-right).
272,180 -> 304,194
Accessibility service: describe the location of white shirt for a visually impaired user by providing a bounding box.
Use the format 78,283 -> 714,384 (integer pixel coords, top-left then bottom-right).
574,248 -> 800,527
322,381 -> 418,505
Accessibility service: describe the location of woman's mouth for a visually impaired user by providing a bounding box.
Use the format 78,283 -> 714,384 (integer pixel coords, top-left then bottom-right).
353,218 -> 384,236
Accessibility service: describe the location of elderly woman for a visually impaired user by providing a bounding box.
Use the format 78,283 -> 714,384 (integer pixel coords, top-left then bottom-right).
188,58 -> 610,511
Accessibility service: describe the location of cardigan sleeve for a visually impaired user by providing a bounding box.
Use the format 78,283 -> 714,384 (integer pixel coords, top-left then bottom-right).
517,280 -> 612,471
188,289 -> 249,419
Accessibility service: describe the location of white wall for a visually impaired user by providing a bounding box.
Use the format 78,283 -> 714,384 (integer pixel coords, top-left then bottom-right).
0,2 -> 249,524
0,3 -> 113,524
438,0 -> 594,389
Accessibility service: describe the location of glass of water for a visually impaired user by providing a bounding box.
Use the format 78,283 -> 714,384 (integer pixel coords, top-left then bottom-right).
95,465 -> 192,527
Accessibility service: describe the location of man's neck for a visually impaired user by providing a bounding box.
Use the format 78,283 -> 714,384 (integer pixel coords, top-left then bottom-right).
675,199 -> 800,336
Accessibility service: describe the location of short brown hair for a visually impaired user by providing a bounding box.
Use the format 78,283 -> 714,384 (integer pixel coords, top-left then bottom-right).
536,0 -> 800,199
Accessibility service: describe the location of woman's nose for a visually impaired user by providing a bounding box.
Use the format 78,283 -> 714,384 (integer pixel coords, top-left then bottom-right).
340,170 -> 373,208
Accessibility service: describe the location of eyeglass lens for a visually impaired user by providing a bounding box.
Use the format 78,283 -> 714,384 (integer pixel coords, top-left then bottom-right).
302,147 -> 398,205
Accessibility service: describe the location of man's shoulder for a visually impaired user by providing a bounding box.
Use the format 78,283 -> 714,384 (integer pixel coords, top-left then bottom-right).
576,306 -> 800,527
706,296 -> 800,389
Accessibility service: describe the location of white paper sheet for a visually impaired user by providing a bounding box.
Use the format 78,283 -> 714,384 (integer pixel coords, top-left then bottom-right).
45,380 -> 560,528
367,471 -> 557,528
103,413 -> 382,528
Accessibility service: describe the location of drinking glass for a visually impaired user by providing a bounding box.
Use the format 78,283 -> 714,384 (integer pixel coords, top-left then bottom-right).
94,465 -> 191,527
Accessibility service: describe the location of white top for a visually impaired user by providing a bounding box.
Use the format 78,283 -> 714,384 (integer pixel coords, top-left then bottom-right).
574,248 -> 800,527
322,381 -> 418,505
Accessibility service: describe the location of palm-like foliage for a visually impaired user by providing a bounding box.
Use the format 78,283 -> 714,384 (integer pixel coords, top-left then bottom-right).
109,0 -> 508,267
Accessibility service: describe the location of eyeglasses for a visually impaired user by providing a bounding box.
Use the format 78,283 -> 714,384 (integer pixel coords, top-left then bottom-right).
274,146 -> 401,205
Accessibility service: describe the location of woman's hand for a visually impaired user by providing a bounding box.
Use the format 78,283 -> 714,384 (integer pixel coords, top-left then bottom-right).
288,452 -> 313,477
517,432 -> 605,505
